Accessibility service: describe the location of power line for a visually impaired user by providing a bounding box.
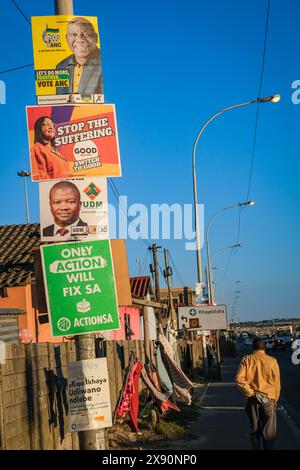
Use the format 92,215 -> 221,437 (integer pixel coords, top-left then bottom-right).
246,0 -> 271,202
226,1 -> 271,275
158,261 -> 167,287
10,0 -> 31,25
217,247 -> 234,286
1,3 -> 32,75
0,63 -> 33,75
107,178 -> 151,248
140,249 -> 150,275
168,251 -> 187,287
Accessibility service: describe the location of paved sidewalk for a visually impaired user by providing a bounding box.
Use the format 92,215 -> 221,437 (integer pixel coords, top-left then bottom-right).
193,357 -> 300,450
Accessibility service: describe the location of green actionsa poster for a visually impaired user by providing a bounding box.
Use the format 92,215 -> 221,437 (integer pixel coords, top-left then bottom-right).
41,240 -> 119,337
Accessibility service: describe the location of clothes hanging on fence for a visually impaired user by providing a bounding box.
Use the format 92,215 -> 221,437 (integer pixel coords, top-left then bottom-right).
145,363 -> 163,392
159,323 -> 176,361
158,326 -> 194,405
173,383 -> 193,405
156,345 -> 174,398
140,367 -> 180,414
116,359 -> 143,432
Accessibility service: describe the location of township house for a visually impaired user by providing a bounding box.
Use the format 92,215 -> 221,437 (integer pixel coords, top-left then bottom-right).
0,223 -> 157,344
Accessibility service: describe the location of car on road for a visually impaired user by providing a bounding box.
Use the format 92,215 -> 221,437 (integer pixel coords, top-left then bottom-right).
272,338 -> 286,351
277,335 -> 293,346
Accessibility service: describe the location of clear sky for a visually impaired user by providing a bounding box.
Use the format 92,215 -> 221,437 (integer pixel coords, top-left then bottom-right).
0,0 -> 299,322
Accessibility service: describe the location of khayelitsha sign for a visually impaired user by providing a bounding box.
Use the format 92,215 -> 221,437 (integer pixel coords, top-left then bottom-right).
41,240 -> 120,337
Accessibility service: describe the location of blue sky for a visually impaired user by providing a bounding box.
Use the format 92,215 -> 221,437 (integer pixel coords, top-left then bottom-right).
0,0 -> 299,321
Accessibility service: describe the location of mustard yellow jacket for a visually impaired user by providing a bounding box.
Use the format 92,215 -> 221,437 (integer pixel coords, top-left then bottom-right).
235,350 -> 281,401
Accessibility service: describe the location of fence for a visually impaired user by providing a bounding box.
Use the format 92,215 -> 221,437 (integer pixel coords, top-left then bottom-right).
0,340 -> 146,450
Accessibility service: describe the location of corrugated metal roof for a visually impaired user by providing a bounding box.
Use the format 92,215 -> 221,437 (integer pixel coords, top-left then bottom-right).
0,224 -> 40,288
130,276 -> 152,299
0,309 -> 26,315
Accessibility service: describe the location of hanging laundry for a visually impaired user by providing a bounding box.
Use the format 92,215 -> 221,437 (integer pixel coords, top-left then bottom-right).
116,359 -> 143,432
156,345 -> 174,398
140,367 -> 180,414
158,327 -> 194,405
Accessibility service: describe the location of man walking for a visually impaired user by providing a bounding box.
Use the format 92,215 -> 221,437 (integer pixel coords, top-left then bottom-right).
235,337 -> 281,450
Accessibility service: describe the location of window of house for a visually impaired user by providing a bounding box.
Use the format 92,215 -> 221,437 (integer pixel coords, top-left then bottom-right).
0,287 -> 8,298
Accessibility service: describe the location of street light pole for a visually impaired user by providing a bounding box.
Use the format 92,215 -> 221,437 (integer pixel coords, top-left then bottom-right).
17,171 -> 31,224
192,94 -> 280,286
206,201 -> 255,304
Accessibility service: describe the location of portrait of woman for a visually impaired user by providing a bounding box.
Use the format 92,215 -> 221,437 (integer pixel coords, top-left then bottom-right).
30,116 -> 71,180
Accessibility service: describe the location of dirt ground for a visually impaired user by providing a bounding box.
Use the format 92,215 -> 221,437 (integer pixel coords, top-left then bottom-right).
107,385 -> 204,450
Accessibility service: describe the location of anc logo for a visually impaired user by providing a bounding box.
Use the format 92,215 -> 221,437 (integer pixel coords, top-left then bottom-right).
42,25 -> 61,48
83,182 -> 101,200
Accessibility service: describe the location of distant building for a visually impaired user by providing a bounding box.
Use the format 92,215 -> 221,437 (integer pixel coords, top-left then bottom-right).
160,286 -> 194,307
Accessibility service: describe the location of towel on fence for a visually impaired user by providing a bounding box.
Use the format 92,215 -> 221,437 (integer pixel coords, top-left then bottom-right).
173,383 -> 192,405
140,367 -> 180,414
156,346 -> 173,398
116,360 -> 143,432
165,322 -> 181,366
158,327 -> 194,405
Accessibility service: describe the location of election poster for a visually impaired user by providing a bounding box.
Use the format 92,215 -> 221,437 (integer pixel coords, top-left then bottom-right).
40,177 -> 109,242
68,358 -> 112,432
26,104 -> 121,180
31,15 -> 104,104
41,240 -> 120,337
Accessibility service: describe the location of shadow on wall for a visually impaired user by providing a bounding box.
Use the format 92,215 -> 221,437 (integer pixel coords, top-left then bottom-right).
44,346 -> 69,444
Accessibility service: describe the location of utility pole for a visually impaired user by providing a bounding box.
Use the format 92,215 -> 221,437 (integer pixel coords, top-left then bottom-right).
53,0 -> 105,450
55,0 -> 73,14
163,249 -> 177,332
75,336 -> 105,450
149,244 -> 161,302
143,296 -> 151,365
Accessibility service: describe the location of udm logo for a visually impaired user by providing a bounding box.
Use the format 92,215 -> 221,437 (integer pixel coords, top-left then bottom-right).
84,182 -> 101,200
42,24 -> 61,48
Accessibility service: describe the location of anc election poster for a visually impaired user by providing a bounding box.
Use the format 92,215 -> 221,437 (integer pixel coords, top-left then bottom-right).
40,177 -> 109,242
68,358 -> 112,432
31,15 -> 104,104
26,104 -> 121,180
41,240 -> 120,337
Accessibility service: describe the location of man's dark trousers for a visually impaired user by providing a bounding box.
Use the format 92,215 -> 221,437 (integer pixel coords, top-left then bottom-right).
245,396 -> 277,450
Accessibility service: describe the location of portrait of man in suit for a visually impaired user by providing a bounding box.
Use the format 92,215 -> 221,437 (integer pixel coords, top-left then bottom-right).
43,180 -> 88,240
56,17 -> 103,95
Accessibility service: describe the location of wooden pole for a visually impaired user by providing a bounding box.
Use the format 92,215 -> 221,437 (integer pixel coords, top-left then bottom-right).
75,335 -> 106,450
163,249 -> 177,331
54,0 -> 74,14
142,305 -> 151,365
53,0 -> 105,450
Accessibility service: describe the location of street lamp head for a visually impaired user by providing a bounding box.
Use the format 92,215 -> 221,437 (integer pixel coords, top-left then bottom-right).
258,94 -> 281,103
239,200 -> 255,207
231,243 -> 241,249
270,94 -> 281,103
18,170 -> 31,177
